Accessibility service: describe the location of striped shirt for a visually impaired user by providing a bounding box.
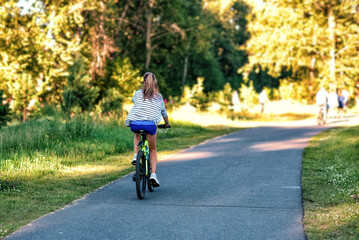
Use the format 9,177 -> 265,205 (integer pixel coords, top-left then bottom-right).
125,89 -> 168,126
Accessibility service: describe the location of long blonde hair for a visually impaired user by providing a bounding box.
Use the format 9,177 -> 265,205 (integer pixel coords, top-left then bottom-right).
142,72 -> 160,101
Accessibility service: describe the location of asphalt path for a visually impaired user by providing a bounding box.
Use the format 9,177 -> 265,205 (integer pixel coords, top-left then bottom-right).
5,117 -> 358,240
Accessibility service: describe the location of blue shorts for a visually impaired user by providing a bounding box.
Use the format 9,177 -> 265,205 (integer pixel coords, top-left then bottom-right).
130,121 -> 157,135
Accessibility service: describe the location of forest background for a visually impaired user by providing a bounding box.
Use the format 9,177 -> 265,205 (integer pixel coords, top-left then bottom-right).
0,0 -> 358,123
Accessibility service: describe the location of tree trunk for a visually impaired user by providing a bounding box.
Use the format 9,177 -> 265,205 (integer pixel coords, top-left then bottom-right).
310,56 -> 316,84
328,8 -> 336,84
182,40 -> 191,90
145,0 -> 154,70
22,108 -> 26,122
182,54 -> 189,90
117,0 -> 129,31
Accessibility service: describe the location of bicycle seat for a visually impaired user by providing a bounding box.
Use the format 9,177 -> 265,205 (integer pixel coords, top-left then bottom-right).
130,121 -> 156,134
129,128 -> 149,134
137,129 -> 149,134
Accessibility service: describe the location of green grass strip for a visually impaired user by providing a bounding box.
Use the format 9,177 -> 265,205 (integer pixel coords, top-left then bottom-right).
0,118 -> 240,238
302,126 -> 359,240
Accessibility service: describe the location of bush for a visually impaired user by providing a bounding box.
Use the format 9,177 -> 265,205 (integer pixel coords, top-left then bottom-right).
7,73 -> 37,121
239,80 -> 258,109
39,104 -> 63,119
109,57 -> 142,99
95,88 -> 123,116
61,58 -> 100,117
181,77 -> 210,111
213,82 -> 233,110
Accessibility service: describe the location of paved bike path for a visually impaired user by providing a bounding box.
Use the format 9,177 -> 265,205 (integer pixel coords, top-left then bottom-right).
5,123 -> 345,240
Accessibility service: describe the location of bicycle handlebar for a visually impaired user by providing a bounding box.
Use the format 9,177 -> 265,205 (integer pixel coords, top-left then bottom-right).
158,124 -> 171,129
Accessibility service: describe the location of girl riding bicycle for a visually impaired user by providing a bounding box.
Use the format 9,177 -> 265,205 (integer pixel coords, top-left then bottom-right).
125,72 -> 170,187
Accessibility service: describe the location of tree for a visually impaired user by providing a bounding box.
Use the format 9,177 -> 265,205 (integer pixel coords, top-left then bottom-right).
243,0 -> 359,101
61,57 -> 100,116
116,0 -> 251,97
108,57 -> 142,98
0,0 -> 256,117
7,72 -> 37,121
0,0 -> 47,108
209,0 -> 250,90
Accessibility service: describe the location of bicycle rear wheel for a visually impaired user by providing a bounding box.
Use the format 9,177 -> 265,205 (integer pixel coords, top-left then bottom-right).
135,150 -> 146,199
147,153 -> 154,192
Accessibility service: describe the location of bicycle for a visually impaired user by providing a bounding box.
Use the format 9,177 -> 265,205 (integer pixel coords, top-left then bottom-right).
317,104 -> 327,125
134,123 -> 171,199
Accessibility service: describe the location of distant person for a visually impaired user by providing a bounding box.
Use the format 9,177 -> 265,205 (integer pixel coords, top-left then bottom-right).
337,90 -> 345,119
327,87 -> 339,118
258,89 -> 268,113
316,87 -> 328,122
342,88 -> 349,112
168,95 -> 174,104
232,90 -> 240,112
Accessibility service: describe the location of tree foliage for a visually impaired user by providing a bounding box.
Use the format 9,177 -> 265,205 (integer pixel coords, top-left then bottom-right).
0,0 -> 252,121
243,0 -> 359,101
0,0 -> 357,120
61,57 -> 100,116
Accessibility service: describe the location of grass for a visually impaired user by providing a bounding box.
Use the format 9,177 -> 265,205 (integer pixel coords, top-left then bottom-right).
164,101 -> 316,128
0,116 -> 240,239
302,126 -> 359,240
226,112 -> 314,121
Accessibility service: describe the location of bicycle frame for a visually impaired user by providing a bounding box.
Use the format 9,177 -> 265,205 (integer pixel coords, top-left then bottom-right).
138,132 -> 150,176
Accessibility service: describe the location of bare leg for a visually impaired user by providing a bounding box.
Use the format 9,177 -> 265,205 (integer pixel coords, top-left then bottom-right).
133,133 -> 141,154
323,106 -> 327,121
147,133 -> 157,173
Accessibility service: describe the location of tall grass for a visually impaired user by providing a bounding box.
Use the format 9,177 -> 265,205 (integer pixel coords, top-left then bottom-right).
0,116 -> 133,179
0,117 -> 118,169
0,116 -> 225,180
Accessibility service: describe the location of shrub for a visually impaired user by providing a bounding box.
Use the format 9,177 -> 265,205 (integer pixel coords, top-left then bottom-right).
7,73 -> 37,121
213,82 -> 233,110
61,58 -> 100,117
239,80 -> 258,109
109,57 -> 142,99
182,77 -> 210,111
95,88 -> 123,116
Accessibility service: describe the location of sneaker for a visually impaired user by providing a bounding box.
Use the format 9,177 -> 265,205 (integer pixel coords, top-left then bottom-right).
131,154 -> 137,165
131,158 -> 136,165
132,174 -> 136,182
149,173 -> 160,187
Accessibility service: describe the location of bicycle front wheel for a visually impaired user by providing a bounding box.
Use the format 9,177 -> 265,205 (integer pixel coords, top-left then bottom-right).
135,150 -> 146,199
